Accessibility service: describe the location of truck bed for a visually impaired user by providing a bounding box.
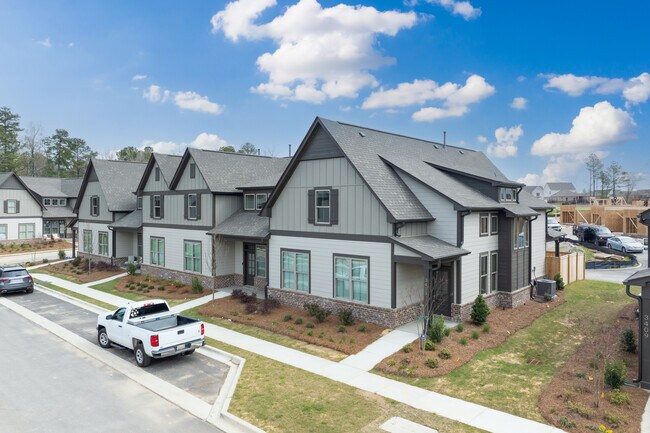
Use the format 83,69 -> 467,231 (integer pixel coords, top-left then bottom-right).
134,315 -> 199,333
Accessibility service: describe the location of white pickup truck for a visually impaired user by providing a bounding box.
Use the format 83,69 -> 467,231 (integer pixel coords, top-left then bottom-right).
96,299 -> 205,367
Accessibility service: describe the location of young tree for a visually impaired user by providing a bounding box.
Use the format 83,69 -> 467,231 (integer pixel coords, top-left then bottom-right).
598,169 -> 611,198
20,123 -> 45,176
608,161 -> 624,200
584,153 -> 603,197
68,137 -> 96,177
44,129 -> 74,177
0,107 -> 23,173
116,146 -> 141,161
218,145 -> 236,153
238,142 -> 258,155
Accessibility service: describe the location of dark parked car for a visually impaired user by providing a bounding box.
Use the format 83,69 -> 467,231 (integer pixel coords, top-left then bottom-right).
0,266 -> 34,294
574,224 -> 614,246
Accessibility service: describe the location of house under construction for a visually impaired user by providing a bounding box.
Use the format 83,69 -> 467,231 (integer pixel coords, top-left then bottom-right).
560,197 -> 650,236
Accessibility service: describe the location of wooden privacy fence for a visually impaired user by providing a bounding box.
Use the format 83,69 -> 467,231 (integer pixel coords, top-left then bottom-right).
545,251 -> 585,284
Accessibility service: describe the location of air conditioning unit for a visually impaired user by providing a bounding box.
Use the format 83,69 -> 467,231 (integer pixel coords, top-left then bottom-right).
127,256 -> 135,263
536,279 -> 556,298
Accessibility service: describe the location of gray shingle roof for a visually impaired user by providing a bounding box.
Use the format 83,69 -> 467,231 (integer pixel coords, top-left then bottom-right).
208,211 -> 270,240
153,153 -> 182,184
550,189 -> 589,198
391,235 -> 469,261
0,173 -> 13,186
91,159 -> 147,211
522,185 -> 542,193
21,176 -> 82,198
518,190 -> 553,210
42,206 -> 76,219
188,149 -> 290,193
546,182 -> 575,191
109,210 -> 142,230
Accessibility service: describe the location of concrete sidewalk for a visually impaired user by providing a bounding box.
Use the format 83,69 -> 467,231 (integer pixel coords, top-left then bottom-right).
31,273 -> 127,308
340,328 -> 418,371
86,272 -> 128,287
174,291 -> 230,313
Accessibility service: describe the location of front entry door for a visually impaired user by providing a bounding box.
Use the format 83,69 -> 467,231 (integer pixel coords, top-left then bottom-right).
243,243 -> 256,286
431,265 -> 453,317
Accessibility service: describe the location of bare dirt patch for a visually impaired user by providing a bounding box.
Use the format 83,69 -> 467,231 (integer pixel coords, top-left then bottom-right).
39,258 -> 122,283
540,303 -> 648,433
198,295 -> 385,354
375,294 -> 566,377
111,274 -> 205,300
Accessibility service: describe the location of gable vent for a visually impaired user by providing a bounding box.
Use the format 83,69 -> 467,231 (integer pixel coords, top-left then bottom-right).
358,132 -> 366,137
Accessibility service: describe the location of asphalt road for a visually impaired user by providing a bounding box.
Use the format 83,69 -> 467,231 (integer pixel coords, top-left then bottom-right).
586,251 -> 648,283
0,304 -> 223,433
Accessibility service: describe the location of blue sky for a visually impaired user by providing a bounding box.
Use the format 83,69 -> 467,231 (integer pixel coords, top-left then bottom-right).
1,0 -> 649,189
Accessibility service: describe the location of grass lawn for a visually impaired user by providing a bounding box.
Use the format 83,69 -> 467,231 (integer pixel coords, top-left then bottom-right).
89,279 -> 188,307
36,281 -> 117,311
374,280 -> 634,423
573,245 -> 596,262
205,337 -> 486,433
186,307 -> 347,361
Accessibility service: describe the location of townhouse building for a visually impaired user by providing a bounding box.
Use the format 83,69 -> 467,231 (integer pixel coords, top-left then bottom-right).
0,172 -> 45,241
21,176 -> 82,238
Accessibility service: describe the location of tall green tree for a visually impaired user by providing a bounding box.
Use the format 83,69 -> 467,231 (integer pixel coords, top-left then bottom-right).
0,107 -> 23,172
116,145 -> 153,162
68,137 -> 96,177
219,145 -> 236,153
238,142 -> 258,155
44,129 -> 74,177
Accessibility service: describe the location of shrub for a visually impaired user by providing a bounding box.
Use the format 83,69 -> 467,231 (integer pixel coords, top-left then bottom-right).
608,389 -> 630,405
459,337 -> 468,346
604,412 -> 623,428
471,330 -> 479,340
402,343 -> 413,353
307,330 -> 313,337
425,357 -> 438,369
241,293 -> 257,304
337,325 -> 346,333
191,277 -> 204,294
349,338 -> 355,345
173,280 -> 183,288
424,340 -> 435,351
554,273 -> 565,290
295,318 -> 303,325
567,401 -> 595,419
157,286 -> 165,291
558,417 -> 576,429
259,299 -> 279,315
126,262 -> 137,276
72,256 -> 81,267
438,348 -> 451,359
443,327 -> 451,337
428,315 -> 446,343
455,323 -> 464,333
387,359 -> 397,367
244,302 -> 257,314
304,302 -> 320,316
470,294 -> 490,324
306,322 -> 314,329
576,371 -> 587,379
318,332 -> 324,339
620,328 -> 637,353
42,258 -> 49,263
283,314 -> 292,322
357,324 -> 367,332
58,250 -> 66,260
604,359 -> 627,389
337,309 -> 355,326
231,289 -> 245,300
482,323 -> 490,333
148,284 -> 155,290
304,303 -> 331,323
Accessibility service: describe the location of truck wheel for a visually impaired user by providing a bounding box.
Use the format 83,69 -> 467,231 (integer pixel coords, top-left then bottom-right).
134,343 -> 151,367
184,349 -> 195,356
97,329 -> 111,348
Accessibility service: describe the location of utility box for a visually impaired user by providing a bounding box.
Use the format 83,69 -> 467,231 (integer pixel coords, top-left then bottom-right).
536,279 -> 557,298
623,269 -> 650,390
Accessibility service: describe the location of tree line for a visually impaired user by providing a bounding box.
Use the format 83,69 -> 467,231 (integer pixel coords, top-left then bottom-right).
584,153 -> 641,202
113,141 -> 261,162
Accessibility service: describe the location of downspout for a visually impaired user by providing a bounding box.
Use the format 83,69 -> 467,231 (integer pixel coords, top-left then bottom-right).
528,215 -> 538,294
423,259 -> 442,331
108,227 -> 115,267
393,222 -> 405,237
457,210 -> 471,247
625,283 -> 642,384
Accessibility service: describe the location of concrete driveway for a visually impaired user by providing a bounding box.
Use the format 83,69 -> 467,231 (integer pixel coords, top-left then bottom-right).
0,303 -> 223,433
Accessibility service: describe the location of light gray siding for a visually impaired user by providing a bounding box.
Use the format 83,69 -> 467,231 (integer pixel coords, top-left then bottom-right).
215,195 -> 241,225
176,156 -> 208,191
399,222 -> 427,237
396,263 -> 424,307
142,193 -> 213,226
115,231 -> 137,258
78,180 -> 110,221
0,189 -> 42,217
270,157 -> 392,236
143,161 -> 169,192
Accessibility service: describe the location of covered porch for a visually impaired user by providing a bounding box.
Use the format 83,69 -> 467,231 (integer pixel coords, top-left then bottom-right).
108,210 -> 143,263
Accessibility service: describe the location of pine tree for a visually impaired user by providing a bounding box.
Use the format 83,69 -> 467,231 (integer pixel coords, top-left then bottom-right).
0,107 -> 23,172
44,129 -> 74,177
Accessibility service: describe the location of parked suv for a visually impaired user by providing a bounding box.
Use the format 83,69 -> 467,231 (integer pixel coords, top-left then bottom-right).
574,224 -> 614,246
0,266 -> 34,295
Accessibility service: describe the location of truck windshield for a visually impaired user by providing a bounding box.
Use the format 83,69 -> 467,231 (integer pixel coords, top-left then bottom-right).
129,303 -> 170,319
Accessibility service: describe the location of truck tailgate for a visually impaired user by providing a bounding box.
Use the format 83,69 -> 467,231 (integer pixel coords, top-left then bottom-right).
157,322 -> 203,348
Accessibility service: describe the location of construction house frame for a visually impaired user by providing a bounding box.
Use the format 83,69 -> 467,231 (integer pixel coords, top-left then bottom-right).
560,197 -> 649,236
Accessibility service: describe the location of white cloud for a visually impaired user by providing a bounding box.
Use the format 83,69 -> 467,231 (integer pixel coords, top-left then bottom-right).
190,132 -> 229,149
212,0 -> 418,103
510,96 -> 527,110
142,85 -> 170,103
37,37 -> 51,48
476,135 -> 487,143
543,72 -> 650,106
139,132 -> 231,155
426,0 -> 481,20
517,75 -> 526,83
68,42 -> 74,48
531,101 -> 636,156
517,173 -> 542,186
174,91 -> 223,115
132,74 -> 147,81
487,125 -> 523,158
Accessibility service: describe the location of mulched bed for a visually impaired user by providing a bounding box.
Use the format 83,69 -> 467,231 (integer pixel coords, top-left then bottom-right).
540,303 -> 648,433
113,274 -> 205,300
39,258 -> 123,283
0,239 -> 70,255
375,293 -> 566,377
198,295 -> 384,354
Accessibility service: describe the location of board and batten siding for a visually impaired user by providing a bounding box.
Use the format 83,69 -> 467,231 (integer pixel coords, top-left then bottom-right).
215,195 -> 241,225
460,212 -> 499,304
115,231 -> 137,258
0,188 -> 42,217
396,263 -> 425,307
268,235 -> 392,309
175,156 -> 208,191
78,221 -> 112,257
143,226 -> 213,277
531,214 -> 547,278
78,181 -> 110,221
395,169 -> 457,245
270,158 -> 391,236
142,193 -> 213,227
143,161 -> 169,192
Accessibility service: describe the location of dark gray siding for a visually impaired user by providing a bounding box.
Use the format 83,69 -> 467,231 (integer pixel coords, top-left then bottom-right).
445,171 -> 498,201
300,125 -> 345,161
497,216 -> 530,292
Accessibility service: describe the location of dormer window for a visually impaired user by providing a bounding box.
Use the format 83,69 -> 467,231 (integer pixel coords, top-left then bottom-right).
244,194 -> 255,211
44,198 -> 51,206
500,187 -> 517,202
256,193 -> 268,210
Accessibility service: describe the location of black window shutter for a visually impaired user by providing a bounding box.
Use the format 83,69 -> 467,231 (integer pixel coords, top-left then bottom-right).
3,200 -> 7,213
330,189 -> 338,225
184,194 -> 188,220
307,189 -> 315,224
16,200 -> 20,214
160,195 -> 164,218
96,197 -> 99,216
90,197 -> 93,216
150,196 -> 154,218
197,194 -> 201,220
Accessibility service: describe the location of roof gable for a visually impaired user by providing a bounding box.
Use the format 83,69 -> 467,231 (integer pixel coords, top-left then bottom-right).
0,172 -> 45,209
136,153 -> 181,193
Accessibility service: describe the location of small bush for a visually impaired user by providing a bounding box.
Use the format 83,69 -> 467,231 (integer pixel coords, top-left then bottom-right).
318,332 -> 324,339
455,323 -> 464,333
471,330 -> 479,340
558,417 -> 576,429
157,286 -> 165,291
604,359 -> 627,389
357,324 -> 367,332
443,327 -> 451,337
402,343 -> 413,353
295,318 -> 303,325
191,277 -> 204,294
387,359 -> 397,367
576,371 -> 586,379
428,315 -> 446,343
424,340 -> 435,351
554,273 -> 565,290
307,330 -> 313,337
173,280 -> 183,288
42,258 -> 49,263
337,325 -> 346,333
58,250 -> 66,260
126,262 -> 137,275
425,357 -> 438,369
470,294 -> 490,324
72,256 -> 81,267
459,337 -> 468,346
244,302 -> 257,314
337,309 -> 355,326
259,299 -> 279,315
349,338 -> 355,345
438,348 -> 451,359
604,411 -> 623,428
147,284 -> 155,290
231,289 -> 245,300
608,389 -> 630,405
620,328 -> 637,353
283,314 -> 292,322
306,322 -> 314,329
482,323 -> 490,333
304,303 -> 331,323
241,293 -> 257,304
567,401 -> 595,419
304,302 -> 320,316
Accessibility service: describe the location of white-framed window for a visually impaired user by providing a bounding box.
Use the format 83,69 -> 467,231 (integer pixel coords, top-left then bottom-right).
153,195 -> 162,219
256,193 -> 268,210
334,256 -> 369,303
83,230 -> 93,253
187,194 -> 198,220
44,198 -> 51,206
183,241 -> 201,273
150,237 -> 165,266
490,213 -> 498,235
189,163 -> 196,179
18,223 -> 35,239
479,213 -> 489,236
282,250 -> 309,292
7,199 -> 17,214
513,218 -> 529,249
90,196 -> 99,216
244,194 -> 255,211
315,189 -> 330,224
479,253 -> 489,294
98,232 -> 109,256
500,188 -> 517,202
490,252 -> 498,292
0,224 -> 7,240
255,245 -> 267,277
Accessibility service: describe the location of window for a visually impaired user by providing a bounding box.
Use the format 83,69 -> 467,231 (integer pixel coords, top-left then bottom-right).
154,167 -> 160,181
183,241 -> 201,273
187,194 -> 198,220
513,218 -> 529,249
0,224 -> 7,240
83,230 -> 92,253
255,245 -> 267,277
282,251 -> 309,292
335,256 -> 369,303
44,198 -> 51,206
90,196 -> 99,216
189,163 -> 196,179
153,195 -> 162,219
150,237 -> 165,266
500,188 -> 517,202
137,233 -> 143,258
6,199 -> 17,214
18,223 -> 35,239
60,198 -> 66,206
479,253 -> 489,294
479,214 -> 489,236
98,232 -> 109,256
137,196 -> 142,210
315,190 -> 330,224
244,194 -> 255,211
490,213 -> 498,235
256,193 -> 268,210
490,252 -> 498,292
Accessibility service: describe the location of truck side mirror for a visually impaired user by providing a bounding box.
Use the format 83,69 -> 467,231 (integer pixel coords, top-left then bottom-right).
106,314 -> 113,320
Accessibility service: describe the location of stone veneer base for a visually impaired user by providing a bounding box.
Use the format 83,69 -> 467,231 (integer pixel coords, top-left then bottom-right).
450,285 -> 531,322
78,252 -> 127,267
